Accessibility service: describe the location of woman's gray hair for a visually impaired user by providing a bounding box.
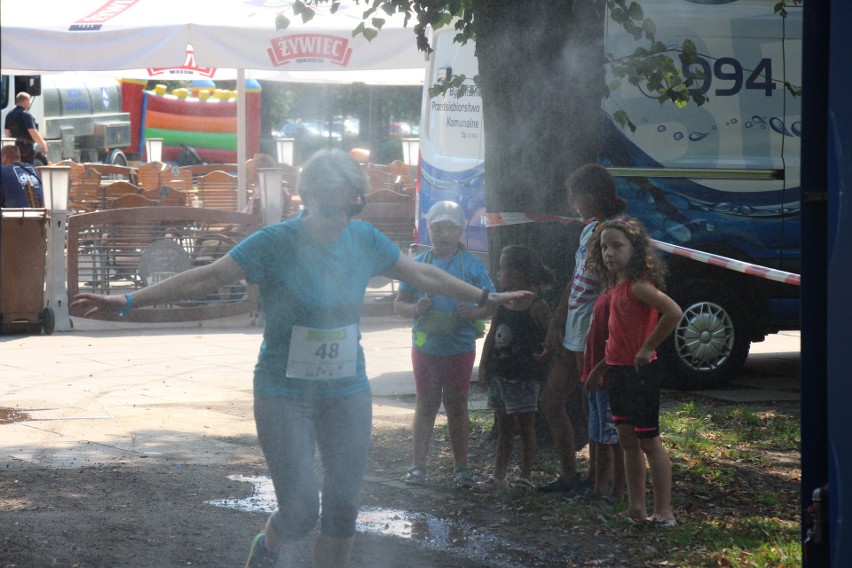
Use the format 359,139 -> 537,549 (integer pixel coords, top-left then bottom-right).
297,149 -> 369,201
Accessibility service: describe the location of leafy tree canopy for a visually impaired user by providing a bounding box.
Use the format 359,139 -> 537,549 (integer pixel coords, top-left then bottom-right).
282,0 -> 801,132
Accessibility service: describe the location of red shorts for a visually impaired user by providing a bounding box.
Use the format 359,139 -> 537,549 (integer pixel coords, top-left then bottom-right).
411,349 -> 476,394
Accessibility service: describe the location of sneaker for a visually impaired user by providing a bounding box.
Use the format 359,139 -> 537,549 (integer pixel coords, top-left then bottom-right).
245,532 -> 279,568
537,475 -> 577,494
472,475 -> 508,492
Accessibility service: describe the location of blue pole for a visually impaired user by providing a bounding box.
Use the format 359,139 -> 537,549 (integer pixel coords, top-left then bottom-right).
800,0 -> 829,564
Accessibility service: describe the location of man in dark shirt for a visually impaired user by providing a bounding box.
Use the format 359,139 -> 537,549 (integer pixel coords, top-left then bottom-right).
4,92 -> 48,165
1,145 -> 43,207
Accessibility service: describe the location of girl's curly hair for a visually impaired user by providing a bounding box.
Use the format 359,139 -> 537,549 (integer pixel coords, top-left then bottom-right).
501,245 -> 554,293
586,216 -> 668,290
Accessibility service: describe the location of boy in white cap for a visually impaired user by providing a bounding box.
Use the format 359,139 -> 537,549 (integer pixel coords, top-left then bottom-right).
395,200 -> 496,488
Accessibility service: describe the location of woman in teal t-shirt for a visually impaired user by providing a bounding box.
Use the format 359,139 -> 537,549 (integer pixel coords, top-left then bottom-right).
72,150 -> 529,568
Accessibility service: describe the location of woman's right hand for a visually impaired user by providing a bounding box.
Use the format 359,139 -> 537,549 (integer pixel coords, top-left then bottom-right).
70,293 -> 126,318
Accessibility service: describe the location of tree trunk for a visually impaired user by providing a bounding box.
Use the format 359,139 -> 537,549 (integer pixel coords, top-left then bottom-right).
472,0 -> 605,299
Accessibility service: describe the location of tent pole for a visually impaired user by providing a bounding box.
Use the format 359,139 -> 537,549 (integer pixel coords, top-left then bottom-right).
237,68 -> 247,210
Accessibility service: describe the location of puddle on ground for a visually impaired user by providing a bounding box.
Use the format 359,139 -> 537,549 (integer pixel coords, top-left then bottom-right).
0,407 -> 31,424
209,475 -> 575,567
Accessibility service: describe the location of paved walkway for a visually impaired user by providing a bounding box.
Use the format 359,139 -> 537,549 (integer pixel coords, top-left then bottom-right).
0,314 -> 461,469
1,315 -> 799,470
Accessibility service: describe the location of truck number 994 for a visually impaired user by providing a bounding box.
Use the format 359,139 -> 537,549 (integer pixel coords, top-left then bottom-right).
684,57 -> 776,97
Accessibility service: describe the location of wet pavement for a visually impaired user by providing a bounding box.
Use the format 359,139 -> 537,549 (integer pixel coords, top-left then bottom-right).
0,315 -> 799,565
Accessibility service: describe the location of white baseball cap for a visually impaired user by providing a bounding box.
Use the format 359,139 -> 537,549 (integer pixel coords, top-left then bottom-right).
426,200 -> 466,227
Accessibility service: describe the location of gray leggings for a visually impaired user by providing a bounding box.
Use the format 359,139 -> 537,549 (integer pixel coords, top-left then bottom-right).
254,390 -> 372,539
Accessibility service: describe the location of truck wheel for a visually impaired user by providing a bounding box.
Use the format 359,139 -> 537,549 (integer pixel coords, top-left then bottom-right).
658,280 -> 750,390
107,149 -> 128,166
40,307 -> 55,335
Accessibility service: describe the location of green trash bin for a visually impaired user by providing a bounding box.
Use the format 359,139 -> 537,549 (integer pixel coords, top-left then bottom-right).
0,208 -> 54,334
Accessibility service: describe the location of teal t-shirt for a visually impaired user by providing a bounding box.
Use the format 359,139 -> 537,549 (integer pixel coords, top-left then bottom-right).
398,249 -> 495,356
229,215 -> 400,398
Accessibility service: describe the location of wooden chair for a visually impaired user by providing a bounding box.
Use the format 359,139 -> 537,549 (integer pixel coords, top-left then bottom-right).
143,185 -> 190,207
68,167 -> 103,212
21,181 -> 41,208
357,200 -> 416,294
197,170 -> 238,211
179,163 -> 238,178
57,159 -> 87,187
106,193 -> 159,209
365,186 -> 412,204
363,165 -> 394,195
356,201 -> 416,251
136,162 -> 168,192
83,163 -> 138,185
388,160 -> 416,194
102,180 -> 142,204
160,167 -> 194,193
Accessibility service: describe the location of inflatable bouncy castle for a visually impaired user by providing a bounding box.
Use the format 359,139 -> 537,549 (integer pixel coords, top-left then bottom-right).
121,79 -> 261,163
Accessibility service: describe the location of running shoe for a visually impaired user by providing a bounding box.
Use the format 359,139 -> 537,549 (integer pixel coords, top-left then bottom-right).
245,532 -> 279,568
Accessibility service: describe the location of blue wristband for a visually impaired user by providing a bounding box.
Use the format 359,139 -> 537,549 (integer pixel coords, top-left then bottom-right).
117,293 -> 133,317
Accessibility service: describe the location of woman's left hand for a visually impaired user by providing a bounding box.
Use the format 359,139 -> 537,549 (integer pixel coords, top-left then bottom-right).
634,347 -> 654,370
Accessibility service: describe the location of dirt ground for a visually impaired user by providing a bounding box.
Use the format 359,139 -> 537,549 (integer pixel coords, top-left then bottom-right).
1,392 -> 800,568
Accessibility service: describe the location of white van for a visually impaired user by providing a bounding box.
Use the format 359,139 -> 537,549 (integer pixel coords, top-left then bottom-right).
417,0 -> 802,389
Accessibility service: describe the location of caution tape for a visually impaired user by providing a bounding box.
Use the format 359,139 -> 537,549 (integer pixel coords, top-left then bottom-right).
484,212 -> 800,286
650,240 -> 800,286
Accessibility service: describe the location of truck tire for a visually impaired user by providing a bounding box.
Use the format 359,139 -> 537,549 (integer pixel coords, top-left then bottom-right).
107,149 -> 128,166
658,279 -> 750,390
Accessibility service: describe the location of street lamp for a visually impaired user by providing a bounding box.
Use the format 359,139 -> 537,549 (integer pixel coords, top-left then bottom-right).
145,137 -> 164,163
39,165 -> 72,332
257,167 -> 285,226
401,136 -> 420,167
275,137 -> 295,166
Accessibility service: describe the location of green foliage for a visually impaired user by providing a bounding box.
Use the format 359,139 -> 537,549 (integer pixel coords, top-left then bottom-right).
285,1 -> 800,132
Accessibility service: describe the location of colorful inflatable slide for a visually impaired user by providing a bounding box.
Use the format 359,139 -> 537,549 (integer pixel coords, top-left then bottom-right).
121,79 -> 261,163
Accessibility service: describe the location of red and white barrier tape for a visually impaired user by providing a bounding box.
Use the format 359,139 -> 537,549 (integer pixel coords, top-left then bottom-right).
484,212 -> 800,286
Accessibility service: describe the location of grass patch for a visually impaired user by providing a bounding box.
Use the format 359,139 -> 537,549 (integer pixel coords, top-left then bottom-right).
369,396 -> 801,567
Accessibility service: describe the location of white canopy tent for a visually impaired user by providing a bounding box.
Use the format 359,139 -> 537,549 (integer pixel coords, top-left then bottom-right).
1,0 -> 426,203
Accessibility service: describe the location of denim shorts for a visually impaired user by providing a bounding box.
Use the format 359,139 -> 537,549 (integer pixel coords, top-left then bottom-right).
487,376 -> 541,414
254,390 -> 372,539
587,388 -> 619,445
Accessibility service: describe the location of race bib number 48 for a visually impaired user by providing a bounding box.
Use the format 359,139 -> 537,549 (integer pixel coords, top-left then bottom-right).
286,324 -> 358,379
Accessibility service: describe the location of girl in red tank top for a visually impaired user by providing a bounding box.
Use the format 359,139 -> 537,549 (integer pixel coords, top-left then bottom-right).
585,217 -> 683,527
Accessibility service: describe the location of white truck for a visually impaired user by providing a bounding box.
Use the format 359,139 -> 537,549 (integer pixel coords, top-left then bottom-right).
1,73 -> 132,165
417,0 -> 802,389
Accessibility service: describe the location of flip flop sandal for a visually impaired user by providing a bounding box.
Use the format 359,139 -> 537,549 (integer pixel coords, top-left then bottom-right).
472,475 -> 508,492
404,466 -> 428,485
648,518 -> 677,528
452,466 -> 475,488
